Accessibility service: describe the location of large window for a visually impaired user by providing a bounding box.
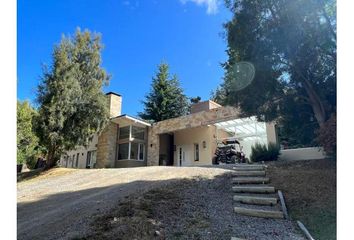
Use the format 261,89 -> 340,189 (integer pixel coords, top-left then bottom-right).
132,126 -> 145,140
118,143 -> 129,160
117,125 -> 146,161
119,126 -> 130,140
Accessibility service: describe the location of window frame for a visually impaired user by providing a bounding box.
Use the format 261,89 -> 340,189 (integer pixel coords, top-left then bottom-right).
116,124 -> 146,161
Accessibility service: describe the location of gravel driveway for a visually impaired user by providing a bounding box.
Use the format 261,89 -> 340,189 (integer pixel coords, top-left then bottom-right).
18,165 -> 304,240
17,166 -> 231,240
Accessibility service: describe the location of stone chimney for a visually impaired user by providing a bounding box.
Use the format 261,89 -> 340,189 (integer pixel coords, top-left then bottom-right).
106,92 -> 122,118
190,100 -> 222,114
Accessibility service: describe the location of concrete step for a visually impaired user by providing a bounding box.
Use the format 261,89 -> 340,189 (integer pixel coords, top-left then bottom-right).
233,195 -> 278,205
232,177 -> 269,184
232,185 -> 276,193
231,238 -> 246,240
234,206 -> 284,219
232,170 -> 266,177
233,165 -> 265,171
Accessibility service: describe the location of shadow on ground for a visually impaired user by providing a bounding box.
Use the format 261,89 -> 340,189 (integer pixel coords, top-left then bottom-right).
18,165 -> 304,240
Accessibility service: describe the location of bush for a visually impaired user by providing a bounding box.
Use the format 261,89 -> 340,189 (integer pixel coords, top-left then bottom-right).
250,142 -> 280,162
317,114 -> 336,158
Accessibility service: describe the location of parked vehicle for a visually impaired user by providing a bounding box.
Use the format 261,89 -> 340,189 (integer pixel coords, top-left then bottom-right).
213,138 -> 246,164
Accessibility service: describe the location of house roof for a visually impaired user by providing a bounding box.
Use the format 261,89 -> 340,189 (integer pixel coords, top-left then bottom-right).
111,114 -> 151,127
105,91 -> 121,97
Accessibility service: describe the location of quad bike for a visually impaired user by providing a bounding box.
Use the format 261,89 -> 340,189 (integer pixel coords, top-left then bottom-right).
213,138 -> 246,164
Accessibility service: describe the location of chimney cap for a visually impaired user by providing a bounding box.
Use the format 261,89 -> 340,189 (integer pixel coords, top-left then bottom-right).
105,91 -> 121,97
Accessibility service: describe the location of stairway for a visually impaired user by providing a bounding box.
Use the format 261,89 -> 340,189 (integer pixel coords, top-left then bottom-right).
231,163 -> 287,239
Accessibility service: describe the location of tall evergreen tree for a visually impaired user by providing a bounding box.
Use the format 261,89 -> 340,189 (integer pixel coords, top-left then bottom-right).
139,63 -> 189,122
17,100 -> 40,166
213,0 -> 336,146
35,28 -> 110,167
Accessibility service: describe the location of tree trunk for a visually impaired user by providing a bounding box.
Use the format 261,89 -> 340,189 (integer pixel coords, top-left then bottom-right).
45,146 -> 57,169
302,78 -> 327,127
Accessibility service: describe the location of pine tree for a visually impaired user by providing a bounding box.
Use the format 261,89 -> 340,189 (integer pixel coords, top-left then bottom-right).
139,63 -> 189,122
17,100 -> 39,165
35,28 -> 110,168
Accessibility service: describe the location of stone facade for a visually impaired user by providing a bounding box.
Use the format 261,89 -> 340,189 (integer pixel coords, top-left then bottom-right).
96,122 -> 118,168
147,106 -> 241,166
190,100 -> 222,114
107,92 -> 122,118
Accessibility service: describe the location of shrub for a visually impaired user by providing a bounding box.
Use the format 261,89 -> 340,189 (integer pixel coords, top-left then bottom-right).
250,142 -> 280,162
317,113 -> 336,158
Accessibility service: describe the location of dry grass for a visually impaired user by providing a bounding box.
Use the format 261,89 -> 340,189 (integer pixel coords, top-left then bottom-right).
267,159 -> 336,240
77,183 -> 183,240
17,167 -> 76,183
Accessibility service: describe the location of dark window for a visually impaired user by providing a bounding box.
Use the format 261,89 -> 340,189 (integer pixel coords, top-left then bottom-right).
118,143 -> 129,160
130,142 -> 139,160
119,126 -> 130,140
194,144 -> 199,161
139,143 -> 145,160
86,150 -> 97,167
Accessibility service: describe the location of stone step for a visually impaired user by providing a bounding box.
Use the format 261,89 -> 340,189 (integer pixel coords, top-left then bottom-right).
234,207 -> 284,219
231,238 -> 246,240
232,177 -> 269,184
232,170 -> 266,177
232,185 -> 276,193
233,165 -> 265,171
233,195 -> 278,205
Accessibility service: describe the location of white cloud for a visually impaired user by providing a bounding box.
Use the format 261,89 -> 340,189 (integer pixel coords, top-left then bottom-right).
180,0 -> 220,15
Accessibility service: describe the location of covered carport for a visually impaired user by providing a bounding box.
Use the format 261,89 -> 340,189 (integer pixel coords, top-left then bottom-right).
214,116 -> 275,159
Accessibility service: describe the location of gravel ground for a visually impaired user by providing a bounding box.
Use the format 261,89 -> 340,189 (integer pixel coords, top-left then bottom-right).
17,166 -> 231,240
77,166 -> 305,240
18,165 -> 305,240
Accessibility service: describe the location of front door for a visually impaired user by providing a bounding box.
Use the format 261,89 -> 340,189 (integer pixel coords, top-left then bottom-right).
178,146 -> 185,166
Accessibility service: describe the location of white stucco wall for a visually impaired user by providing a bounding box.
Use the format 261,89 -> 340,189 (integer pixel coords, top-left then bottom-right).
174,126 -> 214,166
59,134 -> 98,168
279,147 -> 327,161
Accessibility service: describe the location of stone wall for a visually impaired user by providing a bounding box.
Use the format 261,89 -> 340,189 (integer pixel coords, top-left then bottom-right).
96,122 -> 118,168
107,93 -> 122,118
190,100 -> 222,114
147,106 -> 240,166
279,147 -> 327,161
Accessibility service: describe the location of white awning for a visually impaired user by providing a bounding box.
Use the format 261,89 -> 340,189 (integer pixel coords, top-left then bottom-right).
111,115 -> 151,127
214,116 -> 266,140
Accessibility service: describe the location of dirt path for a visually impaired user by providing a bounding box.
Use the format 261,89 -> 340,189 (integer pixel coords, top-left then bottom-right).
17,166 -> 231,240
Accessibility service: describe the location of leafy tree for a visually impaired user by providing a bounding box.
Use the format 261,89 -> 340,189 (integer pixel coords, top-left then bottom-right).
139,63 -> 189,122
17,100 -> 40,166
214,0 -> 336,146
35,28 -> 110,168
224,0 -> 335,125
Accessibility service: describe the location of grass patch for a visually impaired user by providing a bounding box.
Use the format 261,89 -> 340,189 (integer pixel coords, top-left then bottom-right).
267,159 -> 336,240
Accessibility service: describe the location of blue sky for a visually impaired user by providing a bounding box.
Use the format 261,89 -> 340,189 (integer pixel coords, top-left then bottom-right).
17,0 -> 231,116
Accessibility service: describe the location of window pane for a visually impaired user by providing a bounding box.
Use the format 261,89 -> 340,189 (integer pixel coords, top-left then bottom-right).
119,126 -> 130,139
139,144 -> 145,160
194,144 -> 199,161
130,142 -> 139,160
118,143 -> 129,159
131,126 -> 145,140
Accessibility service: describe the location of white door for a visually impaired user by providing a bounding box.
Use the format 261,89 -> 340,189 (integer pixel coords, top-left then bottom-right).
177,146 -> 185,166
